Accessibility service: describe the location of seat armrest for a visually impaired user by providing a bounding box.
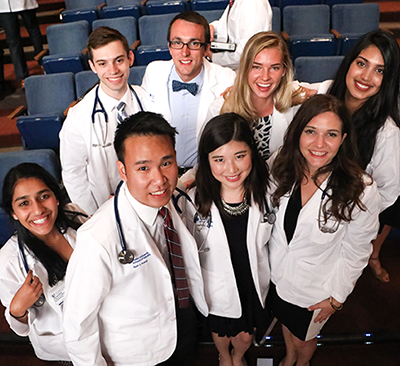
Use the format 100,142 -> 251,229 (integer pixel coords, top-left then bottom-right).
34,49 -> 49,61
131,40 -> 141,50
8,106 -> 27,119
330,29 -> 342,39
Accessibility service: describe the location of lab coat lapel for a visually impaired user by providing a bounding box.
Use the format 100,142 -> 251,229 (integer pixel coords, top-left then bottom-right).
196,60 -> 220,137
295,178 -> 329,231
117,187 -> 169,268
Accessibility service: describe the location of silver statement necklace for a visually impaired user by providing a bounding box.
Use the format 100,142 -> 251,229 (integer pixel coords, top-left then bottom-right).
221,197 -> 249,216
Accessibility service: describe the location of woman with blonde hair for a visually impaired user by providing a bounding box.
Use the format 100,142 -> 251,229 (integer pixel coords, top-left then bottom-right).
208,31 -> 308,160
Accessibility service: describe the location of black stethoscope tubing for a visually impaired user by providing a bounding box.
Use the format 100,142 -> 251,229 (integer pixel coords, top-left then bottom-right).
91,84 -> 144,148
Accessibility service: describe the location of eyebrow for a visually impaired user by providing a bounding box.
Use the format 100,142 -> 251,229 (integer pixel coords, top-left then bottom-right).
171,37 -> 203,42
357,55 -> 385,68
95,54 -> 126,63
305,126 -> 341,133
14,189 -> 51,202
211,150 -> 248,158
134,154 -> 175,165
253,61 -> 282,66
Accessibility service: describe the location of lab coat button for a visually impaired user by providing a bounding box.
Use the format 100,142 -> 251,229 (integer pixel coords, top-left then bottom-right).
167,296 -> 173,301
164,274 -> 169,279
171,317 -> 176,321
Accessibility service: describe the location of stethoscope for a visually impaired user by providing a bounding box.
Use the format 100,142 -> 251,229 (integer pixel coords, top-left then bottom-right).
172,187 -> 211,254
114,183 -> 214,265
91,84 -> 144,148
18,238 -> 46,307
172,187 -> 276,247
17,211 -> 89,307
318,188 -> 340,234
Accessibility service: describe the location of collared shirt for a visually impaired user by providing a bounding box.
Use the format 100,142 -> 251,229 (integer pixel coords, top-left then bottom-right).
168,66 -> 205,167
124,186 -> 173,275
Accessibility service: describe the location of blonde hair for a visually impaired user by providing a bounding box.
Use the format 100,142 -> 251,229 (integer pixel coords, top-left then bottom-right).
221,31 -> 301,123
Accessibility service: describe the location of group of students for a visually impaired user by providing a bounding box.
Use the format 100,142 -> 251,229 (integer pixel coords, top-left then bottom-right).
0,7 -> 400,366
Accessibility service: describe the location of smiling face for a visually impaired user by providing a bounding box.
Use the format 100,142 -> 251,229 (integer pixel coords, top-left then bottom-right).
300,112 -> 346,176
89,40 -> 134,100
248,47 -> 285,107
168,19 -> 207,82
11,178 -> 59,240
345,45 -> 384,111
117,134 -> 178,208
209,140 -> 252,198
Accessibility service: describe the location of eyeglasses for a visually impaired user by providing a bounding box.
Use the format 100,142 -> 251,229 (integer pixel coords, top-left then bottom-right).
169,40 -> 207,50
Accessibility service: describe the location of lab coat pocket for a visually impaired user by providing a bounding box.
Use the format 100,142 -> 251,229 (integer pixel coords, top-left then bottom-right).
293,260 -> 332,292
201,267 -> 229,313
309,217 -> 346,245
102,312 -> 161,362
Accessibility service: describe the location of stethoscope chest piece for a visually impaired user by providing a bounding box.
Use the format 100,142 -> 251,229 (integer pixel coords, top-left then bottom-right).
118,249 -> 134,265
264,212 -> 276,225
34,293 -> 46,307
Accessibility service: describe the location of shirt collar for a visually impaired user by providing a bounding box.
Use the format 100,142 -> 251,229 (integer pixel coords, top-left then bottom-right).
170,64 -> 205,90
123,183 -> 160,226
98,84 -> 131,113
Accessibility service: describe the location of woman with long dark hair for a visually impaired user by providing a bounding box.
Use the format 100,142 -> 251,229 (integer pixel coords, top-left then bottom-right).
269,95 -> 380,366
0,163 -> 87,362
304,29 -> 400,282
182,113 -> 272,366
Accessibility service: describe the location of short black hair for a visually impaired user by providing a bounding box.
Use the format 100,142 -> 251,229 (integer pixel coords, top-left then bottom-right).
167,11 -> 210,44
114,111 -> 178,164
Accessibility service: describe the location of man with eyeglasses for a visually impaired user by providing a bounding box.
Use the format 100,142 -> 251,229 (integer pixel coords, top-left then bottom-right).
142,11 -> 236,173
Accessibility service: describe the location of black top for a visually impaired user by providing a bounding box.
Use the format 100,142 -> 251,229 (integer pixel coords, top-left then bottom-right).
208,204 -> 267,337
284,185 -> 302,244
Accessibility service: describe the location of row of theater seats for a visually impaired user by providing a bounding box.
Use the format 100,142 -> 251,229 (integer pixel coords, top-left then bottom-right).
41,9 -> 224,73
17,68 -> 145,151
41,3 -> 379,75
60,0 -> 227,26
0,150 -> 61,246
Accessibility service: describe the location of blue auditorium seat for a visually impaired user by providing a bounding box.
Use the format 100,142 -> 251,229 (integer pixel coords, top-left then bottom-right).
17,73 -> 76,152
42,21 -> 90,74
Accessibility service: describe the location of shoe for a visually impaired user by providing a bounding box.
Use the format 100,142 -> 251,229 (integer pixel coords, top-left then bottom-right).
369,257 -> 389,283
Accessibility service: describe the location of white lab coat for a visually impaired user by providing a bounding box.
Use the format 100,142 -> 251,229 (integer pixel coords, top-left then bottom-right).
141,59 -> 236,140
302,79 -> 400,211
0,214 -> 82,361
207,95 -> 300,157
180,190 -> 272,318
0,0 -> 38,12
210,0 -> 272,70
269,176 -> 381,308
63,183 -> 208,366
59,84 -> 148,215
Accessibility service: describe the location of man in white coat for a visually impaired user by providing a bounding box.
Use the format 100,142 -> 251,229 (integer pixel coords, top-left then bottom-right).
209,0 -> 272,70
141,11 -> 236,170
63,112 -> 208,366
59,27 -> 148,215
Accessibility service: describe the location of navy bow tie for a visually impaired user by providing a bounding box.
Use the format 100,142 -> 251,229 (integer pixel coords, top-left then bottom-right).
172,80 -> 199,96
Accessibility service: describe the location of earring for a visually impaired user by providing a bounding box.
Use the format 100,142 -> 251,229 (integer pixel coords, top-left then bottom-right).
12,215 -> 18,220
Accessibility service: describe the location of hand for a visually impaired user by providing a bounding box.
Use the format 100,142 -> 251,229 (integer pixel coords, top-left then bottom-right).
308,298 -> 337,323
10,270 -> 43,319
298,86 -> 317,99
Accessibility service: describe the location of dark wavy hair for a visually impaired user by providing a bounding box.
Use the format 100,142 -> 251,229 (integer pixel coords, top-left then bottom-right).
329,29 -> 400,169
2,163 -> 82,286
271,95 -> 367,223
195,113 -> 269,217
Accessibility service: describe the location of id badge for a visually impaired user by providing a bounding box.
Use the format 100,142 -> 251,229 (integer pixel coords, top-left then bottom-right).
48,280 -> 65,307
